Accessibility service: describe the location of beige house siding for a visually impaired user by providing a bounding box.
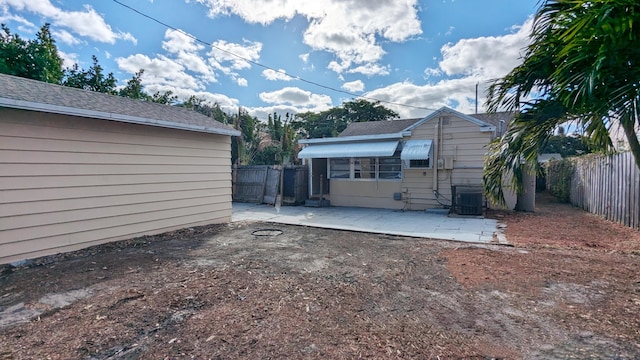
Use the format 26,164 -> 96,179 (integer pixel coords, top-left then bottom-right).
1,108 -> 232,264
401,114 -> 492,210
327,180 -> 403,209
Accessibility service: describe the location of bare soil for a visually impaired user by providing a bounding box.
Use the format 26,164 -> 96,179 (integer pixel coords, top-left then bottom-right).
1,192 -> 639,359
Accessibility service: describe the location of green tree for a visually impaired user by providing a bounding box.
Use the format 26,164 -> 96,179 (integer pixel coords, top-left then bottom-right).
292,99 -> 399,139
118,69 -> 146,99
342,98 -> 399,123
181,96 -> 230,123
252,145 -> 282,165
231,108 -> 262,165
62,55 -> 116,93
541,134 -> 592,158
260,112 -> 298,165
291,111 -> 334,138
0,23 -> 63,83
484,0 -> 640,205
150,90 -> 178,104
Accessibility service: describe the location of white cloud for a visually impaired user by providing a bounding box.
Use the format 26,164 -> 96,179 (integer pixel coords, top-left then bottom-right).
140,82 -> 240,113
116,29 -> 261,106
208,39 -> 262,71
358,17 -> 534,118
424,67 -> 442,79
162,29 -> 216,82
335,62 -> 390,79
247,100 -> 337,121
299,53 -> 314,71
52,28 -> 82,46
194,0 -> 422,74
346,63 -> 390,77
342,80 -> 365,92
303,23 -> 386,65
162,29 -> 203,54
444,26 -> 455,36
116,31 -> 137,45
438,18 -> 532,79
195,0 -> 319,24
327,60 -> 350,75
58,50 -> 78,68
115,53 -> 204,90
259,86 -> 332,109
0,12 -> 33,27
363,79 -> 474,118
262,68 -> 294,81
248,105 -> 318,122
201,39 -> 262,85
0,0 -> 136,44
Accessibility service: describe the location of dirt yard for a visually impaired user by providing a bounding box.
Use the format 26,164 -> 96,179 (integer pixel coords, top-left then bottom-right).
1,193 -> 639,359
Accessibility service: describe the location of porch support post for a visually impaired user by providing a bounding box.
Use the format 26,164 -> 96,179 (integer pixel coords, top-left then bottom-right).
307,158 -> 313,198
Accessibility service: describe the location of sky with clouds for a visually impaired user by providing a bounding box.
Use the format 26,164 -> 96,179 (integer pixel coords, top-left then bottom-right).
0,0 -> 539,120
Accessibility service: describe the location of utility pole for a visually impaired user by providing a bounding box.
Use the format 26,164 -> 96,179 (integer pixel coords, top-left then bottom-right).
475,82 -> 478,114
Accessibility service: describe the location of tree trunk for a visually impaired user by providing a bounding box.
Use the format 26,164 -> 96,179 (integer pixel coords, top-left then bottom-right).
515,164 -> 536,212
621,112 -> 640,171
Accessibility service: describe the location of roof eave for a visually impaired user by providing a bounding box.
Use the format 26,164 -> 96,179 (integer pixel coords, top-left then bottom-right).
0,97 -> 241,137
405,107 -> 496,132
299,132 -> 405,144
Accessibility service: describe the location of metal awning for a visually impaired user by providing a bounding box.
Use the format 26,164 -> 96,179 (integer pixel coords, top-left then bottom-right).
298,140 -> 399,159
401,140 -> 432,160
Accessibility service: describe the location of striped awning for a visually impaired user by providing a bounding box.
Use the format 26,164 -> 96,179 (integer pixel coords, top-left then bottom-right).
298,141 -> 399,159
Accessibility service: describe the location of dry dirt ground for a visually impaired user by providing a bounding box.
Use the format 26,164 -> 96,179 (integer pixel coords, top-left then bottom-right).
1,193 -> 639,359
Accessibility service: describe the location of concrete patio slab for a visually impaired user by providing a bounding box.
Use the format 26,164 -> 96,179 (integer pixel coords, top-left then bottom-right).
232,203 -> 506,244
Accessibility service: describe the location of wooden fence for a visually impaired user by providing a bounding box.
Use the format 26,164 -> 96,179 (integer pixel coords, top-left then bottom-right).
232,165 -> 281,204
232,165 -> 308,205
548,152 -> 639,229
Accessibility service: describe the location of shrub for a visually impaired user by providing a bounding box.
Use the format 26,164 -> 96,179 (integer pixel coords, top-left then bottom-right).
546,159 -> 574,202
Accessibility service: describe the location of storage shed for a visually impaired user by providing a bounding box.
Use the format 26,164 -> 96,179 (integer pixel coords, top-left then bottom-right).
0,74 -> 240,264
298,107 -> 496,212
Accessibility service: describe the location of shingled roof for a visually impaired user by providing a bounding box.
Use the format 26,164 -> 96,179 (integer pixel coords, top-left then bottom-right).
468,112 -> 514,135
338,118 -> 422,137
337,107 -> 501,138
0,73 -> 240,136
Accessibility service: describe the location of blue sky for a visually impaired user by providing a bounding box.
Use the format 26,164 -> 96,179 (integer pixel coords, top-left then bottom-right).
0,0 -> 539,120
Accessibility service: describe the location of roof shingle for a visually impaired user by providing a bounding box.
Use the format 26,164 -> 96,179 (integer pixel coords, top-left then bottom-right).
337,110 -> 509,138
469,111 -> 516,135
0,73 -> 239,136
338,118 -> 422,137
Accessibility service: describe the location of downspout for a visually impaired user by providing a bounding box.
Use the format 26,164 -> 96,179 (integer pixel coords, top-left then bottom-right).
433,119 -> 439,191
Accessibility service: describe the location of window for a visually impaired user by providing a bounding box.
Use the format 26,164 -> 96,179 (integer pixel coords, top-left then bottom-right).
409,159 -> 430,168
378,151 -> 402,179
329,154 -> 402,181
354,157 -> 376,179
329,158 -> 350,178
401,140 -> 432,168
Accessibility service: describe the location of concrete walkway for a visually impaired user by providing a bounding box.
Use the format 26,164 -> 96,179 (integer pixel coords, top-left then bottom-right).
232,203 -> 505,244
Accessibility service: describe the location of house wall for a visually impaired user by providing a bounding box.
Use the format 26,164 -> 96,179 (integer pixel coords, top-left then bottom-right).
326,180 -> 403,209
401,114 -> 493,210
0,108 -> 232,264
608,118 -> 640,152
328,114 -> 493,210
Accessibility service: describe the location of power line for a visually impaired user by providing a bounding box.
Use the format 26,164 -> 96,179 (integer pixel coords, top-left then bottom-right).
111,0 -> 436,112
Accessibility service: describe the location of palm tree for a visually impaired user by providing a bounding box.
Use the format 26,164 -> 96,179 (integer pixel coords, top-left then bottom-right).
484,0 -> 640,206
